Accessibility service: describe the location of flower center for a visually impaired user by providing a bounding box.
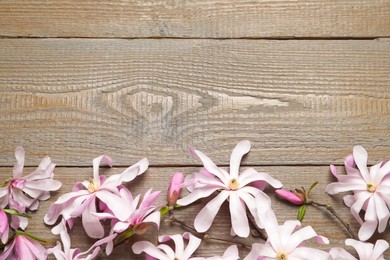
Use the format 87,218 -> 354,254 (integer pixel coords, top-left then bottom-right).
87,180 -> 100,193
228,178 -> 240,190
276,252 -> 288,260
11,179 -> 26,189
367,183 -> 377,192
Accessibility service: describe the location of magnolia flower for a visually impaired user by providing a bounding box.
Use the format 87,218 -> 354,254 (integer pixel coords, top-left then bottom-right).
245,211 -> 330,260
0,209 -> 9,244
177,140 -> 282,237
0,233 -> 46,260
329,239 -> 389,260
168,172 -> 185,206
44,155 -> 149,238
0,147 -> 61,211
132,232 -> 239,260
96,188 -> 161,255
47,220 -> 116,260
326,146 -> 390,240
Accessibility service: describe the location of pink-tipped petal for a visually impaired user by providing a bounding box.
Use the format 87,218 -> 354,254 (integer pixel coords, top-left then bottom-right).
275,189 -> 304,205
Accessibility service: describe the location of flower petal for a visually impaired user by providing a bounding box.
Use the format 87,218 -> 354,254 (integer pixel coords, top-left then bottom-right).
229,140 -> 250,179
371,239 -> 389,260
177,186 -> 220,206
289,247 -> 330,260
96,190 -> 131,221
358,220 -> 377,241
192,149 -> 230,185
132,241 -> 169,260
373,193 -> 389,233
194,191 -> 229,233
13,147 -> 25,178
182,232 -> 202,259
353,146 -> 371,183
229,193 -> 249,237
238,168 -> 282,188
82,202 -> 105,238
92,155 -> 112,182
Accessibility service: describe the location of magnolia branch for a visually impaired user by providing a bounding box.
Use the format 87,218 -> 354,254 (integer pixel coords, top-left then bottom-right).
309,200 -> 358,240
167,215 -> 252,249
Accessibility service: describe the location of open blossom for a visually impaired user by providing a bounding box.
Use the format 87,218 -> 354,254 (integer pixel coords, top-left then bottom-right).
329,239 -> 389,260
177,140 -> 282,237
0,233 -> 46,260
326,146 -> 390,241
132,232 -> 239,260
44,155 -> 149,238
245,211 -> 330,260
96,188 -> 161,255
0,147 -> 61,211
47,220 -> 116,260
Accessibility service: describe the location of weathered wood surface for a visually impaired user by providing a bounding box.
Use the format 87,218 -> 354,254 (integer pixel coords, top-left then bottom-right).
0,1 -> 389,38
1,39 -> 389,166
2,166 -> 387,259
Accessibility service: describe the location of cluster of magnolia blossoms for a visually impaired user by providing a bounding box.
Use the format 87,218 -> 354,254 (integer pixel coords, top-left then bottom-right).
0,142 -> 389,259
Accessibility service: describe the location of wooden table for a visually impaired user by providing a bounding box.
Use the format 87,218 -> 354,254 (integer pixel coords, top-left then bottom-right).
1,1 -> 389,259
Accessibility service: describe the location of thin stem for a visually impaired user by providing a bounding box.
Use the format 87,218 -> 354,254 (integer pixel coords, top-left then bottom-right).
309,200 -> 358,240
169,215 -> 251,249
247,212 -> 267,241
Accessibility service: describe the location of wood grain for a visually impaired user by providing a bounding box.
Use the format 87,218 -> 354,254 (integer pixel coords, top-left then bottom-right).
0,1 -> 389,38
1,166 -> 388,259
1,39 -> 389,166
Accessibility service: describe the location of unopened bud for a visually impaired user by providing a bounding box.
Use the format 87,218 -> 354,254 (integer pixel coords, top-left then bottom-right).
167,172 -> 185,206
275,189 -> 305,205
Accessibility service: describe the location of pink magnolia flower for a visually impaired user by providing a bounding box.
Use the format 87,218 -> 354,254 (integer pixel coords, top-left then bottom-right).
47,220 -> 116,260
245,211 -> 330,260
177,140 -> 282,237
329,239 -> 389,260
132,232 -> 239,260
96,188 -> 161,255
0,209 -> 9,244
326,146 -> 390,240
0,147 -> 61,211
168,172 -> 185,206
44,155 -> 149,238
275,189 -> 305,205
0,233 -> 46,260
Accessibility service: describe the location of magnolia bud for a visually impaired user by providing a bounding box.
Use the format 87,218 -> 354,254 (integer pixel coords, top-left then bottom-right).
167,172 -> 184,206
275,189 -> 305,205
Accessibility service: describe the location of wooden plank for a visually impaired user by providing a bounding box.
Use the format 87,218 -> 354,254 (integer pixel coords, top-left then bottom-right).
1,166 -> 388,259
0,1 -> 389,38
0,39 -> 389,166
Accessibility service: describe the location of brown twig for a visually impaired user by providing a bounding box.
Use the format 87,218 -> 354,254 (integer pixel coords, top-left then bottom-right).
169,215 -> 252,249
309,200 -> 358,240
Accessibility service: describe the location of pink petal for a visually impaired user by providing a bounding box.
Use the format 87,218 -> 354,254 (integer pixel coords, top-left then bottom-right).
286,225 -> 323,252
182,232 -> 202,259
132,241 -> 169,260
13,147 -> 25,178
373,194 -> 389,233
177,186 -> 220,206
243,243 -> 276,260
329,247 -> 356,260
92,155 -> 112,182
82,202 -> 105,238
371,239 -> 389,259
325,182 -> 366,194
143,211 -> 161,229
350,192 -> 372,224
95,190 -> 131,221
229,140 -> 250,179
289,247 -> 330,260
194,191 -> 229,233
192,149 -> 230,184
353,146 -> 371,183
358,220 -> 377,241
24,179 -> 62,191
345,239 -> 373,258
229,193 -> 249,237
275,189 -> 304,205
238,168 -> 282,188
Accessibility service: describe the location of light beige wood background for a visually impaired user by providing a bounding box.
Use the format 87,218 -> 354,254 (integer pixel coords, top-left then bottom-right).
0,1 -> 389,259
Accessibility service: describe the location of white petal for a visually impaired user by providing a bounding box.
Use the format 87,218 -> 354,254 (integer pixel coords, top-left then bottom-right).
229,140 -> 250,179
177,186 -> 220,206
182,232 -> 202,259
373,193 -> 389,233
132,241 -> 169,260
353,146 -> 371,183
358,220 -> 377,241
193,149 -> 230,184
229,193 -> 249,237
238,168 -> 282,188
194,191 -> 229,233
